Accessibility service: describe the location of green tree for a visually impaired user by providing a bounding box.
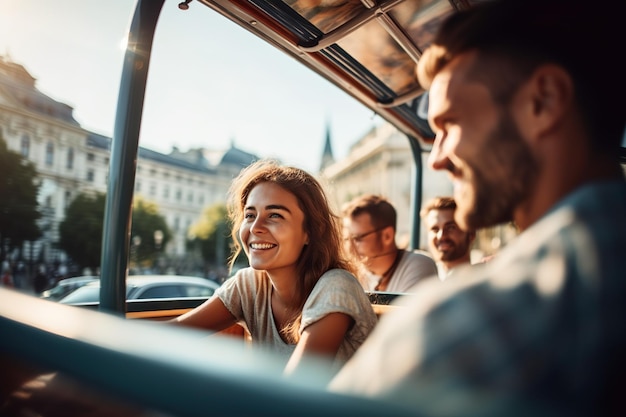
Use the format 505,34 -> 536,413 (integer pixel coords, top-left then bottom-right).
58,192 -> 106,270
130,196 -> 171,266
0,136 -> 41,261
188,203 -> 232,268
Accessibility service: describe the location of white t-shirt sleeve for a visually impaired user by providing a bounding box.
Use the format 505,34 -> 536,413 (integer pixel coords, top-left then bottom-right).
387,251 -> 438,293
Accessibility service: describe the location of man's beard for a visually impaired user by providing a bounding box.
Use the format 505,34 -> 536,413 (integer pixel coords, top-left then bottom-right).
439,234 -> 471,262
455,113 -> 538,230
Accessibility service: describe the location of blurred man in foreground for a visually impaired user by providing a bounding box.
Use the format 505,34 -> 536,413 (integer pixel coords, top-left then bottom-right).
330,0 -> 625,415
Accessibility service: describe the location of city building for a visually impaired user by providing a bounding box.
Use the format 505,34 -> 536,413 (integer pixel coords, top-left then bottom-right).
0,55 -> 257,269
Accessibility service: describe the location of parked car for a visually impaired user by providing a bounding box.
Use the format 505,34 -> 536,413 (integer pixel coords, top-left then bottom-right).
40,276 -> 100,301
59,275 -> 219,304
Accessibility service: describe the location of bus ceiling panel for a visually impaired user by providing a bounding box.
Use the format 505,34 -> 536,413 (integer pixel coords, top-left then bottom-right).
285,0 -> 372,34
291,0 -> 406,51
249,0 -> 325,47
399,0 -> 456,52
376,86 -> 423,108
321,45 -> 398,103
335,18 -> 419,97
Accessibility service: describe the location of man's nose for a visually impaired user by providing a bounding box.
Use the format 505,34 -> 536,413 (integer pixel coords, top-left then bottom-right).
428,137 -> 449,171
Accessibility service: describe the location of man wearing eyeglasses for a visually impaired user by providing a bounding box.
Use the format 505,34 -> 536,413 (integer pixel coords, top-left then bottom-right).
420,196 -> 475,281
342,194 -> 437,293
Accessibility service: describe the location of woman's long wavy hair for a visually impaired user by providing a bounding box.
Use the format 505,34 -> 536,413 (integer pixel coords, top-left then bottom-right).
227,159 -> 354,342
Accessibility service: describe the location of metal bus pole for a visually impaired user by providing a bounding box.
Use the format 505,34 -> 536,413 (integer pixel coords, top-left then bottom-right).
100,0 -> 165,315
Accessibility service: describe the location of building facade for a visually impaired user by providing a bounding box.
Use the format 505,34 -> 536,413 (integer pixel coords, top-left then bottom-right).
0,56 -> 257,270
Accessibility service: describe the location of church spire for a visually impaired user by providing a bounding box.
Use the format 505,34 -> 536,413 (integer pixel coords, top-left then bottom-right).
319,119 -> 335,172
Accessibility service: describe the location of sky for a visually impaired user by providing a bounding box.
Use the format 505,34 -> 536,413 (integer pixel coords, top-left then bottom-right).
0,0 -> 383,173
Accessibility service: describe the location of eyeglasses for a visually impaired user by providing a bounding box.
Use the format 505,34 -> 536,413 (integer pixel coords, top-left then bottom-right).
345,227 -> 386,243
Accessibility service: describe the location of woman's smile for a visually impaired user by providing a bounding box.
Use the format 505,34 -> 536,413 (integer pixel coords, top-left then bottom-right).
249,242 -> 277,250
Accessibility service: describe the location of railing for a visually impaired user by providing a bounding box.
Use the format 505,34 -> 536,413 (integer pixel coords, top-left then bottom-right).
0,287 -> 416,417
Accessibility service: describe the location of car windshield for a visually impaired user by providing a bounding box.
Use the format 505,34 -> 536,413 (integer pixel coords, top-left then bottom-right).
59,284 -> 103,304
42,284 -> 72,300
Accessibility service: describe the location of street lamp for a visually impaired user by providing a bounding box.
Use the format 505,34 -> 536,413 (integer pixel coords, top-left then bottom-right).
132,235 -> 142,272
153,230 -> 163,250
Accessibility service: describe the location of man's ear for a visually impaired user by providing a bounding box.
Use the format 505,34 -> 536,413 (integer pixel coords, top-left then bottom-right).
515,64 -> 574,143
382,226 -> 395,245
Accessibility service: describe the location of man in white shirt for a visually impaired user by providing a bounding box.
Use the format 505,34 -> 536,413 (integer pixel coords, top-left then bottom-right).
330,1 -> 626,415
342,194 -> 437,292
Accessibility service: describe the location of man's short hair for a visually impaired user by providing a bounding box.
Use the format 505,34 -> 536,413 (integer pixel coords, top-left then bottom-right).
342,194 -> 396,231
420,196 -> 457,219
416,0 -> 624,154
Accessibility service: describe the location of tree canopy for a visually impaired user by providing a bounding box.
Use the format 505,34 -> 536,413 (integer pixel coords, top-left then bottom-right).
188,203 -> 232,268
0,136 -> 41,260
130,196 -> 171,265
58,192 -> 106,270
59,193 -> 170,270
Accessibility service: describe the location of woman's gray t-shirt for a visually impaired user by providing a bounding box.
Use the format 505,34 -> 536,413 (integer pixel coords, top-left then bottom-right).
215,267 -> 377,366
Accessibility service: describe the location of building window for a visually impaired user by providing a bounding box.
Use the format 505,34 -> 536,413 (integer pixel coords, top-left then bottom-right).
87,153 -> 95,162
20,135 -> 30,157
45,142 -> 54,166
163,186 -> 170,199
66,148 -> 74,170
135,181 -> 142,192
86,169 -> 95,182
149,183 -> 156,196
187,192 -> 193,203
176,189 -> 182,201
174,217 -> 180,231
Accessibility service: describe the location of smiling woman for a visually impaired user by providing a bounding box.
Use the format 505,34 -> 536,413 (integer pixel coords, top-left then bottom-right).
171,159 -> 377,377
